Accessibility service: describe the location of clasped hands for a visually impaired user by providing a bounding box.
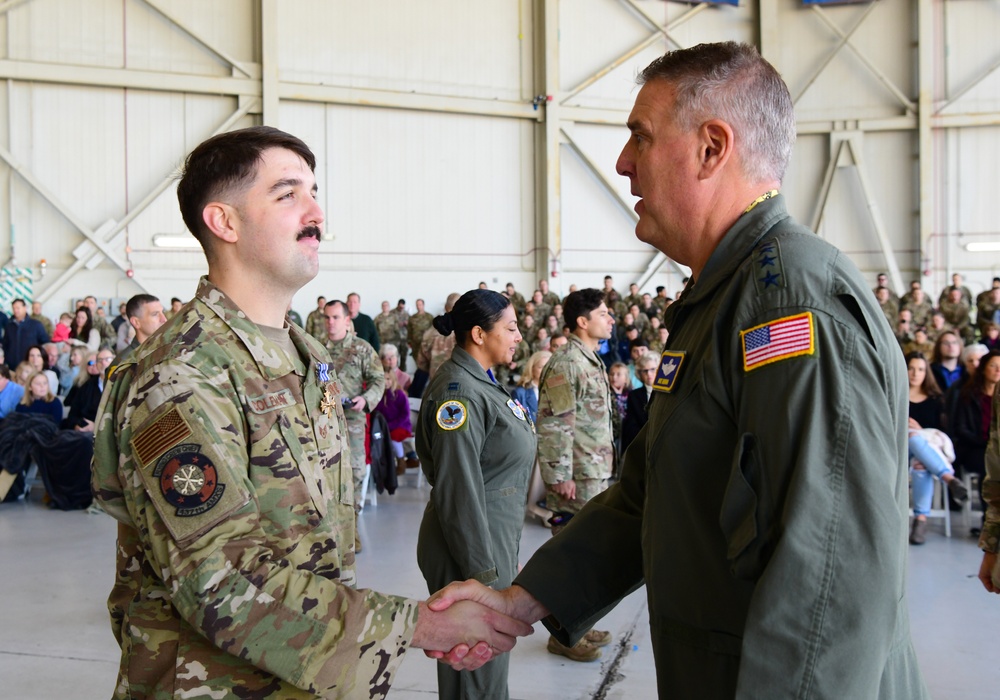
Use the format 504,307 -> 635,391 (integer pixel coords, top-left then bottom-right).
410,581 -> 549,671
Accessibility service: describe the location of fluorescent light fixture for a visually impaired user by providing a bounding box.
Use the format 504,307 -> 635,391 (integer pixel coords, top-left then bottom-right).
964,241 -> 1000,253
153,234 -> 200,249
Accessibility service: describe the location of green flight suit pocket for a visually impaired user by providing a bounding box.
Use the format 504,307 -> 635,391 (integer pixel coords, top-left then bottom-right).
720,432 -> 766,581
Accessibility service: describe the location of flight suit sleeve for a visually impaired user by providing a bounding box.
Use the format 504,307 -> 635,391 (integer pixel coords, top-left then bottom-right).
536,363 -> 576,485
727,301 -> 911,698
424,394 -> 501,585
514,423 -> 647,644
114,360 -> 419,697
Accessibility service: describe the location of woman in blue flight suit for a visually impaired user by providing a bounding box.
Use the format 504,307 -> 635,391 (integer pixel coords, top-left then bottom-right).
416,289 -> 536,700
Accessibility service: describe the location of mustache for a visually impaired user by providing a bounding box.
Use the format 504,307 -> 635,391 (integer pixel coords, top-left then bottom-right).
297,226 -> 321,241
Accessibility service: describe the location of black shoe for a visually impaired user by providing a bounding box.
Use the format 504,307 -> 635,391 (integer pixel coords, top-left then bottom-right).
947,478 -> 969,503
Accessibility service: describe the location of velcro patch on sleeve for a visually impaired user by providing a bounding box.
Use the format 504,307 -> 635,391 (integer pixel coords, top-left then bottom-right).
741,312 -> 815,372
436,400 -> 468,431
544,373 -> 575,415
131,406 -> 192,467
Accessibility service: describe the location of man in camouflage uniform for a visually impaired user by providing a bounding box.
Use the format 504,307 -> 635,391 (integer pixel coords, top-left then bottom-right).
530,289 -> 552,324
978,380 -> 1000,593
420,293 -> 460,381
939,286 -> 974,343
30,300 -> 54,337
374,300 -> 402,356
623,282 -> 642,311
535,287 -> 615,661
901,281 -> 933,329
538,278 -> 560,309
324,299 -> 385,550
305,295 -> 327,341
407,298 -> 434,369
504,282 -> 526,317
977,286 -> 1000,339
91,126 -> 530,699
392,298 -> 410,369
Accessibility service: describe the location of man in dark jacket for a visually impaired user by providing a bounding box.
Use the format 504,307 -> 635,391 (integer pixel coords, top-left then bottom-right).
3,298 -> 49,366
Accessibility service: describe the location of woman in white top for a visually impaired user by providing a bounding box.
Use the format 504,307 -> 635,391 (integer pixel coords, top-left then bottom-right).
24,344 -> 59,396
69,307 -> 101,352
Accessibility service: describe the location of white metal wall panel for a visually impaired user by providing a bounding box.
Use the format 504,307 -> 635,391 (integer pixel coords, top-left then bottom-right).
279,1 -> 527,100
8,0 -> 124,67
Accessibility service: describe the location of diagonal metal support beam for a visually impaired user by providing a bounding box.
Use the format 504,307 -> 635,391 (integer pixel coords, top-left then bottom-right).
935,52 -> 1000,115
35,100 -> 259,302
0,0 -> 32,14
809,5 -> 916,114
562,3 -> 705,104
843,138 -> 904,295
140,0 -> 254,78
561,125 -> 687,279
792,2 -> 878,105
810,138 -> 847,233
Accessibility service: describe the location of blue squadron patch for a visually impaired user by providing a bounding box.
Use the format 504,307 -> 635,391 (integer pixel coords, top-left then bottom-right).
154,443 -> 225,517
652,350 -> 685,393
436,400 -> 468,431
506,398 -> 526,421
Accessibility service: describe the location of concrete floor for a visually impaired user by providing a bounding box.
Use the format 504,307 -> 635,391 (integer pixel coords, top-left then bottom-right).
1,473 -> 998,699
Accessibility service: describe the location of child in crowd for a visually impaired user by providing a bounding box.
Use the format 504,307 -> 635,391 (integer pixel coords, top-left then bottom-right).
14,362 -> 34,387
375,368 -> 417,475
51,312 -> 73,343
16,372 -> 64,425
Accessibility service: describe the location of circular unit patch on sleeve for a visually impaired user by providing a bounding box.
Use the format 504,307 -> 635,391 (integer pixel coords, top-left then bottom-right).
436,400 -> 468,431
154,443 -> 226,517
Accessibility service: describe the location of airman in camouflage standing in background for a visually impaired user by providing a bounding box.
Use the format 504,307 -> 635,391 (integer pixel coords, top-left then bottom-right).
91,126 -> 529,699
375,300 -> 402,355
324,299 -> 385,551
392,298 -> 410,369
305,294 -> 327,341
407,298 -> 434,371
534,287 -> 616,661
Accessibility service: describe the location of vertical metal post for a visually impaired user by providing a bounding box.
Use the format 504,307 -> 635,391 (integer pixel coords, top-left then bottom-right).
260,0 -> 279,126
916,0 -> 934,282
534,0 -> 560,285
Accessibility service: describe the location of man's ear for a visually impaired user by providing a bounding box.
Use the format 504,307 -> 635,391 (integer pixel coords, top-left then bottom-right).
698,119 -> 735,181
202,202 -> 239,244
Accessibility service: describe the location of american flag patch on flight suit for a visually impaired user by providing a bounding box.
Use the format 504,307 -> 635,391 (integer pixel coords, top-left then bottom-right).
740,312 -> 815,371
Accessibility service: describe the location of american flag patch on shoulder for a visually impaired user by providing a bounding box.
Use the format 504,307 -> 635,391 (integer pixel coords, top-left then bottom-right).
740,312 -> 815,372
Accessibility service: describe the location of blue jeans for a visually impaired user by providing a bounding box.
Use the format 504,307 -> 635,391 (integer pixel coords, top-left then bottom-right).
909,433 -> 954,516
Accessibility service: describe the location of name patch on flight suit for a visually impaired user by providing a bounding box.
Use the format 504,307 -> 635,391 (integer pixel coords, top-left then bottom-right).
247,388 -> 295,414
436,400 -> 468,431
652,350 -> 685,393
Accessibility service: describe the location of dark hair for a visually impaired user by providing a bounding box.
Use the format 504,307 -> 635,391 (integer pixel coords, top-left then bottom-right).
563,288 -> 606,332
931,330 -> 961,365
904,352 -> 942,399
325,299 -> 347,314
961,349 -> 1000,402
630,338 -> 649,350
0,363 -> 9,380
432,289 -> 510,345
71,306 -> 94,342
171,297 -> 182,304
177,126 -> 316,257
24,344 -> 50,370
11,298 -> 25,307
126,294 -> 159,321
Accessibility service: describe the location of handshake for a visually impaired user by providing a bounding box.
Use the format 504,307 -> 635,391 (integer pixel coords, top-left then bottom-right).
410,580 -> 551,671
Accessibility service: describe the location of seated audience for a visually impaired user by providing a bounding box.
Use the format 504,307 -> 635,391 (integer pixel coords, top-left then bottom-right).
905,352 -> 968,544
69,307 -> 101,352
16,372 -> 64,426
952,349 -> 1000,533
622,352 -> 657,452
63,348 -> 113,431
24,344 -> 58,396
984,322 -> 1000,352
0,364 -> 25,418
13,361 -> 34,387
378,343 -> 412,392
627,339 -> 649,389
374,367 -> 417,474
931,330 -> 966,391
51,313 -> 72,343
511,350 -> 551,423
58,346 -> 86,398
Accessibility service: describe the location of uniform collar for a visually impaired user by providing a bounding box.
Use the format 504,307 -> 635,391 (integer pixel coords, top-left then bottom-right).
567,333 -> 603,368
326,331 -> 356,350
450,346 -> 497,386
195,276 -> 320,379
676,194 -> 790,307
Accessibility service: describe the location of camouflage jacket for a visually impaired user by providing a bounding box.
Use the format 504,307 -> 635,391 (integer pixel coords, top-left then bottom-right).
374,311 -> 401,344
92,277 -> 417,699
421,327 -> 456,379
407,312 -> 434,354
305,308 -> 327,342
980,389 -> 1000,553
392,308 -> 410,342
536,334 -> 614,484
325,332 -> 385,418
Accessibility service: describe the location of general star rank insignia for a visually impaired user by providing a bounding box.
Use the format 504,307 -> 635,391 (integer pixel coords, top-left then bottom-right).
320,385 -> 338,420
154,444 -> 225,517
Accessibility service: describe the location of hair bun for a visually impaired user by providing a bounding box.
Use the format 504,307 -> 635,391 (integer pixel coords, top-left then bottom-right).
433,313 -> 455,336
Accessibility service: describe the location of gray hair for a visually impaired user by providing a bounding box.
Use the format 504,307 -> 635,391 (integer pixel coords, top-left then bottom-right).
963,343 -> 989,362
638,41 -> 796,184
379,343 -> 399,361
